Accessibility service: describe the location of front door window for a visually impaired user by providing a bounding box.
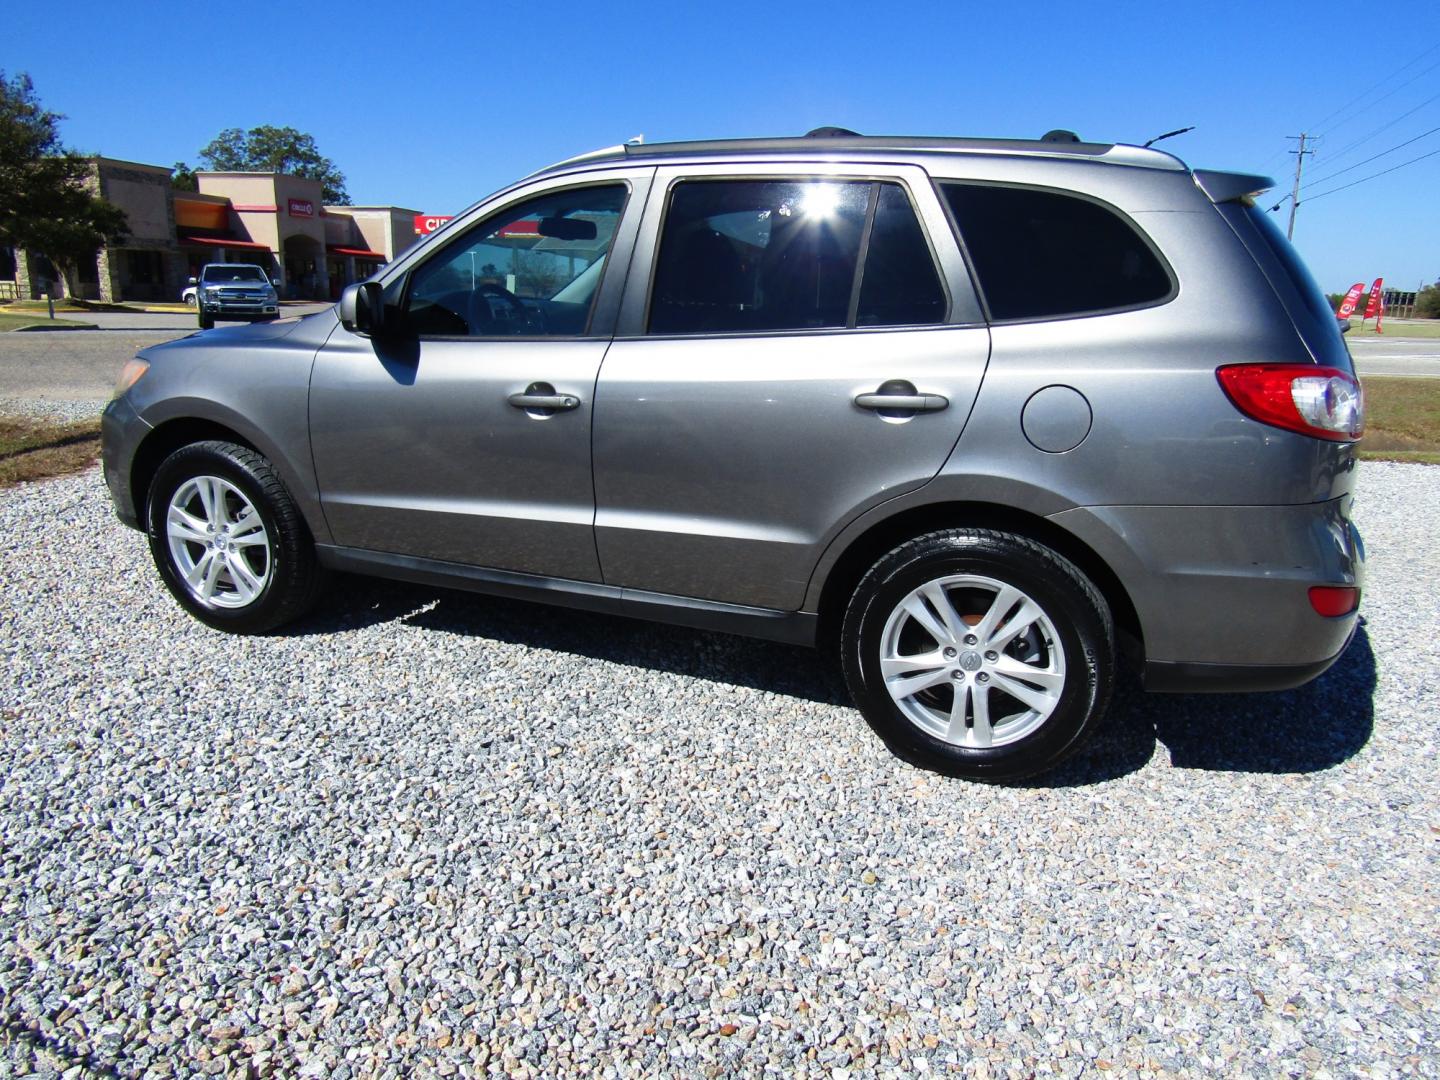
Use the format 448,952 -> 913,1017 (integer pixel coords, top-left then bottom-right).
403,185 -> 627,338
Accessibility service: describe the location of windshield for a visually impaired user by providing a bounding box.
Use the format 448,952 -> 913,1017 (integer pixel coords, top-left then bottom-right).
203,266 -> 267,283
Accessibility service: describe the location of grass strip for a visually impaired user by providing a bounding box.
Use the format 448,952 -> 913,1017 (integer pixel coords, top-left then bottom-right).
1359,375 -> 1440,463
0,312 -> 94,331
0,416 -> 103,487
1345,320 -> 1440,339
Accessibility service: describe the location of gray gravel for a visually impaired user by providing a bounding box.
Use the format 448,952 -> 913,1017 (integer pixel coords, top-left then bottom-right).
1,445 -> 1436,1077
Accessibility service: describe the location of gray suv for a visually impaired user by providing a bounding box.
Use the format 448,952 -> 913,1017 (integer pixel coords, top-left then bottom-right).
102,132 -> 1365,781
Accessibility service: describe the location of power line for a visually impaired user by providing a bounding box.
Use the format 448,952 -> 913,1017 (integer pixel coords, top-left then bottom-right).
1302,145 -> 1440,203
1308,41 -> 1440,136
1301,125 -> 1440,189
1316,86 -> 1440,168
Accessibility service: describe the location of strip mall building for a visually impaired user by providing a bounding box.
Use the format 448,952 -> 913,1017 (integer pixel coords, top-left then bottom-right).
6,157 -> 422,302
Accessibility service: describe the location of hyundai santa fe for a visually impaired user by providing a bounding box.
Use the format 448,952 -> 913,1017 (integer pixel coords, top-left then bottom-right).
101,130 -> 1366,781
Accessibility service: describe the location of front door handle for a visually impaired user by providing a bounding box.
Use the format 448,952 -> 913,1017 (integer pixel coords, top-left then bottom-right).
854,380 -> 949,415
508,381 -> 580,413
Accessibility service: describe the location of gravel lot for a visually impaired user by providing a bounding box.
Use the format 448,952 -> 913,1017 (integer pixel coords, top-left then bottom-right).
1,404 -> 1436,1078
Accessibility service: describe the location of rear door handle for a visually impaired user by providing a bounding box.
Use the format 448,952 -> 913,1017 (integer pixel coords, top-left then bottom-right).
854,380 -> 949,414
508,382 -> 580,412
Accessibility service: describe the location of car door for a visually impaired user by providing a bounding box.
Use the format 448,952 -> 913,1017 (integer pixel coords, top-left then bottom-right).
592,162 -> 990,610
309,169 -> 652,582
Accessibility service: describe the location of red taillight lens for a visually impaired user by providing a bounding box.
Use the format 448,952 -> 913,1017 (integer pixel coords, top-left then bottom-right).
1216,364 -> 1364,441
1308,585 -> 1359,617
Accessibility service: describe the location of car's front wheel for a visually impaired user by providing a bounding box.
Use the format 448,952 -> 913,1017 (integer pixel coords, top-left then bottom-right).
146,441 -> 322,633
841,529 -> 1115,782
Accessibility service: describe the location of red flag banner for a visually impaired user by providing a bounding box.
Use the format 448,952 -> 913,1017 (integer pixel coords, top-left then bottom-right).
1362,277 -> 1384,320
1376,290 -> 1385,334
1337,282 -> 1365,319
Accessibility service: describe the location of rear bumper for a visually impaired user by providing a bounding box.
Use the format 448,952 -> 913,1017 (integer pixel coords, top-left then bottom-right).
1051,496 -> 1364,685
1142,622 -> 1357,692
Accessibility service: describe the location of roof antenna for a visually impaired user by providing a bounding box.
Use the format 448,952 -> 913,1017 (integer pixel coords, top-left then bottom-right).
625,134 -> 644,145
1142,126 -> 1195,148
805,126 -> 861,137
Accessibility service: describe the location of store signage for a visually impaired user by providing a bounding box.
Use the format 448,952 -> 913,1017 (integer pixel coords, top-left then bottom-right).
288,198 -> 315,218
414,214 -> 454,235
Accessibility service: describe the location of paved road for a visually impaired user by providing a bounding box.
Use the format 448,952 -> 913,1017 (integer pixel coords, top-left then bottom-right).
0,306 -> 331,401
1,310 -> 1435,403
1346,336 -> 1440,379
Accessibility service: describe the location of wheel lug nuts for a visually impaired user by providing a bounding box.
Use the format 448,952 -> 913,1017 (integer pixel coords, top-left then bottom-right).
976,673 -> 989,683
951,670 -> 964,681
943,647 -> 957,659
985,651 -> 998,662
964,634 -> 977,646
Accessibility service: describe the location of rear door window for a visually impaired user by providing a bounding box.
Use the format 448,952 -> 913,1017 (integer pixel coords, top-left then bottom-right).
940,183 -> 1173,321
856,183 -> 947,327
648,179 -> 946,334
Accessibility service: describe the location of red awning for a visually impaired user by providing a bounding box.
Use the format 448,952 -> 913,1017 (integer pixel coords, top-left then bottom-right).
328,246 -> 387,261
182,236 -> 273,252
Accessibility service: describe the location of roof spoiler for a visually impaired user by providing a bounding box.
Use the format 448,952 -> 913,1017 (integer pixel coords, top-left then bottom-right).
1193,169 -> 1274,203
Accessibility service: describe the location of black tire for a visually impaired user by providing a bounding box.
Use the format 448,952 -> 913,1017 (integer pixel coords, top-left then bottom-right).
840,529 -> 1114,782
198,308 -> 215,330
146,440 -> 323,633
184,295 -> 197,308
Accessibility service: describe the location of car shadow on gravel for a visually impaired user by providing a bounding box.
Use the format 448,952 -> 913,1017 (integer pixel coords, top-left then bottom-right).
287,575 -> 851,706
289,577 -> 1376,783
1040,623 -> 1377,786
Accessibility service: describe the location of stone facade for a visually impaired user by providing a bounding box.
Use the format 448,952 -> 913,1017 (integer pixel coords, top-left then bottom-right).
4,157 -> 420,304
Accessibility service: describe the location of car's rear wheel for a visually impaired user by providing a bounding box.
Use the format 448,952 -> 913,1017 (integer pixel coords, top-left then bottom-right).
146,441 -> 322,633
841,529 -> 1114,781
184,294 -> 196,308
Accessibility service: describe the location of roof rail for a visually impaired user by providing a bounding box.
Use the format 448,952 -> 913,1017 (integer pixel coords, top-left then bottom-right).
529,132 -> 1189,178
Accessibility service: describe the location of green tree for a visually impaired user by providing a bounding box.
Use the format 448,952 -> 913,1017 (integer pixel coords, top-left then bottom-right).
171,161 -> 197,192
1416,283 -> 1440,320
197,125 -> 350,204
0,71 -> 128,297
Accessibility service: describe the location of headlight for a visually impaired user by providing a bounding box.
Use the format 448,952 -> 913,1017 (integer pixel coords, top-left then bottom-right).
114,358 -> 149,397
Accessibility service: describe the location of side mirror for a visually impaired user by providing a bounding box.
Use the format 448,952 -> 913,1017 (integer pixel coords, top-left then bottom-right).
188,276 -> 198,285
1337,318 -> 1352,335
339,281 -> 385,336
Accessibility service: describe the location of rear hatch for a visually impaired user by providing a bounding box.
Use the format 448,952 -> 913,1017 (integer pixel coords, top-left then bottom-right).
1197,170 -> 1354,375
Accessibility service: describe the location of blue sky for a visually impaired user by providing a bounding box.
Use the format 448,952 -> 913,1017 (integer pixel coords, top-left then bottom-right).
6,0 -> 1438,293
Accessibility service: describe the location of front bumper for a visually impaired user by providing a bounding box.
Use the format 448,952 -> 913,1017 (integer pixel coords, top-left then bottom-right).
200,293 -> 278,318
100,392 -> 149,530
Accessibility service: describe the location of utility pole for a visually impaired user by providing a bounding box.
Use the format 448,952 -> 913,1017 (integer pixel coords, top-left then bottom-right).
1286,133 -> 1316,240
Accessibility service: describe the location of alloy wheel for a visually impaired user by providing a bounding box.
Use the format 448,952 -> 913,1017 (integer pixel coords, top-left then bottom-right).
878,574 -> 1066,748
165,475 -> 271,608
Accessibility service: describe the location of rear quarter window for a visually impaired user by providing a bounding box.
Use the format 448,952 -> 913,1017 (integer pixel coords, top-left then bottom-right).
940,183 -> 1174,322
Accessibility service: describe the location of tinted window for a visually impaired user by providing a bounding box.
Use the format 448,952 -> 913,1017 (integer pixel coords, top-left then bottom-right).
856,184 -> 945,326
942,184 -> 1171,321
650,180 -> 950,334
404,184 -> 626,337
650,180 -> 870,334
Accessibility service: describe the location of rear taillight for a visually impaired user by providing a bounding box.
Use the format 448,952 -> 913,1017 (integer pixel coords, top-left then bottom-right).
1216,364 -> 1364,441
